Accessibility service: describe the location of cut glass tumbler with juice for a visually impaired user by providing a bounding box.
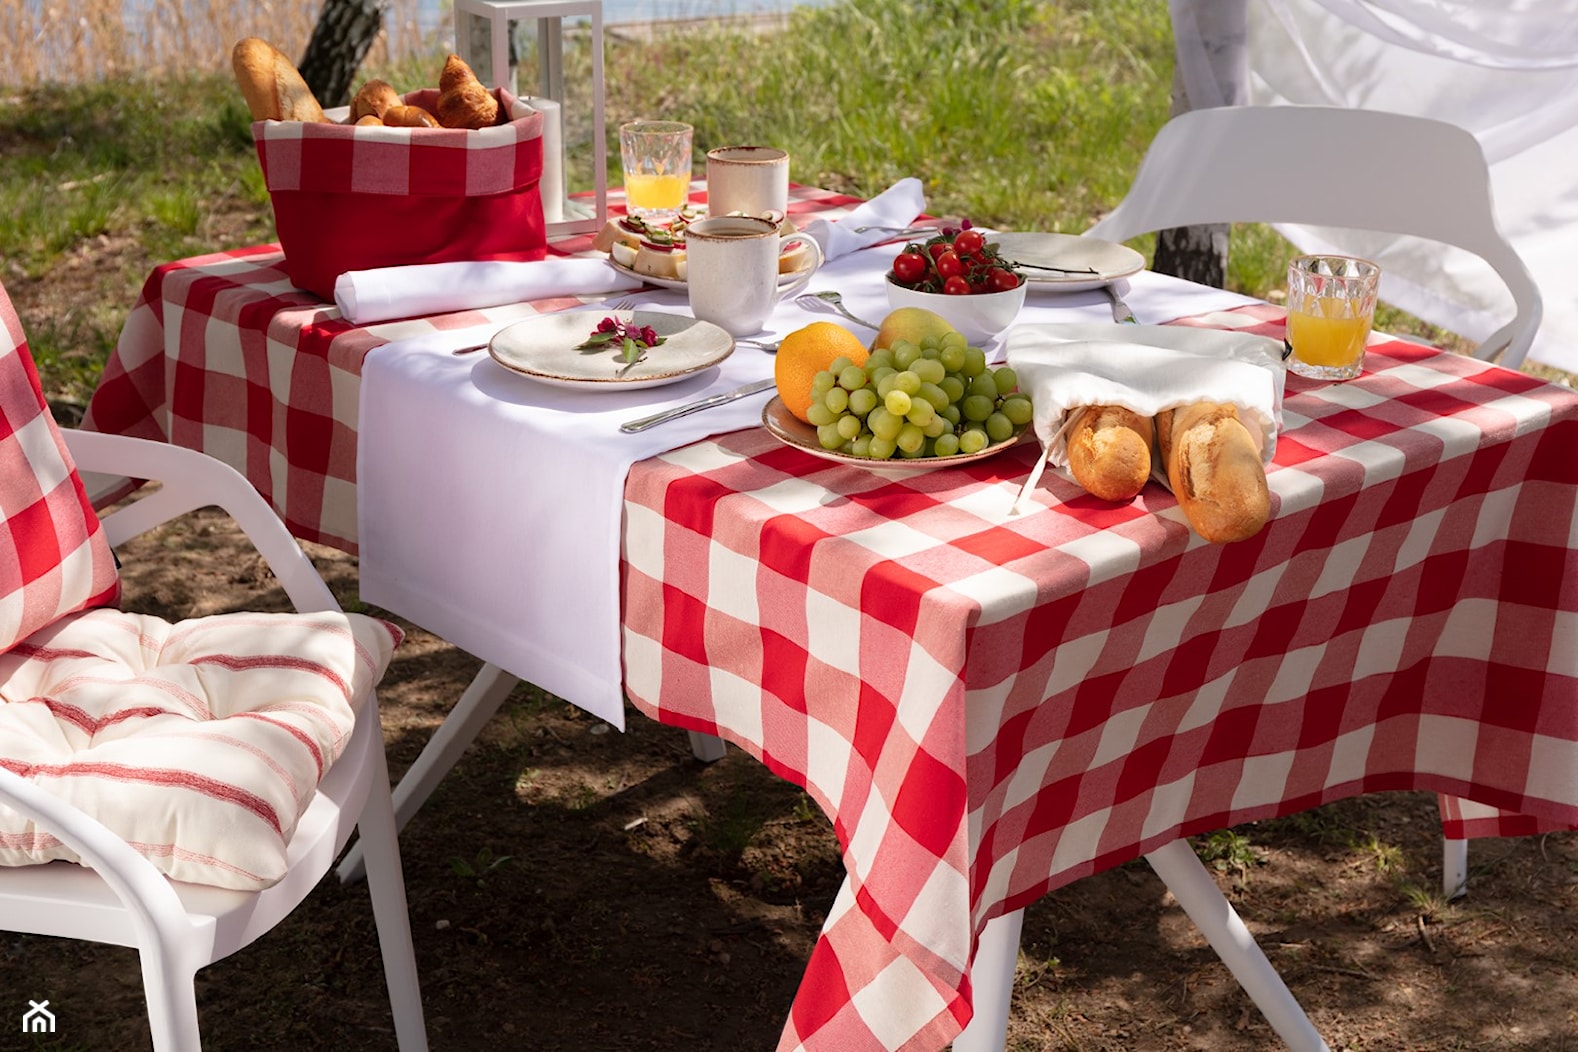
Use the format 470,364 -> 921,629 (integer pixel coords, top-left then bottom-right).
624,172 -> 691,214
1286,299 -> 1371,366
619,120 -> 693,221
1284,256 -> 1379,381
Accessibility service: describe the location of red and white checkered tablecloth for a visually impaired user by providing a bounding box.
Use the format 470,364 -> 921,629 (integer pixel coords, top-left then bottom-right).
80,184 -> 870,552
620,306 -> 1578,1052
84,198 -> 1578,1052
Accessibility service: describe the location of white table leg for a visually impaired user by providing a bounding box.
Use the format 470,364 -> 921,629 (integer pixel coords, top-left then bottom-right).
1443,837 -> 1468,899
338,662 -> 732,883
1145,839 -> 1330,1052
338,662 -> 522,883
951,907 -> 1025,1052
687,729 -> 728,762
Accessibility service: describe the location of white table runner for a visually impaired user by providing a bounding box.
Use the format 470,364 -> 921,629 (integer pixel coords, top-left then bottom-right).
356,254 -> 1259,727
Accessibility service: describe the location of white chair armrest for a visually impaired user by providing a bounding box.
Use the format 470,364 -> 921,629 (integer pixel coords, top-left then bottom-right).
0,765 -> 192,940
62,431 -> 337,615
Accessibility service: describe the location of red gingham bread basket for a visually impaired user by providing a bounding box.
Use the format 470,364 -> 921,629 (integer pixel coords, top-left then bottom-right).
252,88 -> 548,301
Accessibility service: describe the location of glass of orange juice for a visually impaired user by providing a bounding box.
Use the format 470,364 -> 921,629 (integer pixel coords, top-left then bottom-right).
619,120 -> 693,220
1284,255 -> 1381,381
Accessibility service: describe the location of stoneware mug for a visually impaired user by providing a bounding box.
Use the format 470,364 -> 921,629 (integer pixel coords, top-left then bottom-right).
686,215 -> 823,337
705,146 -> 791,219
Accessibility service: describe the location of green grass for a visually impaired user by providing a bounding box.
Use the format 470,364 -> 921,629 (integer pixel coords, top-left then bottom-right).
1,0 -> 1447,403
602,0 -> 1173,234
0,75 -> 265,274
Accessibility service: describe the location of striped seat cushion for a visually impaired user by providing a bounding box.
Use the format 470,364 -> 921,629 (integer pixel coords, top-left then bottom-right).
0,607 -> 401,890
0,291 -> 120,652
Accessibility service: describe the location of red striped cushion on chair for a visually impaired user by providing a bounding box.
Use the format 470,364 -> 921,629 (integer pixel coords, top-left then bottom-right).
0,608 -> 402,889
0,291 -> 119,652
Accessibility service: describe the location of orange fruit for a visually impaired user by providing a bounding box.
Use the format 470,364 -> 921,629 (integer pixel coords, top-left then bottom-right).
773,321 -> 870,424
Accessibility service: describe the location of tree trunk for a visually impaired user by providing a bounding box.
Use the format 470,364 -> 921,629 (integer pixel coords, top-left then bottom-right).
298,0 -> 384,109
1153,0 -> 1250,289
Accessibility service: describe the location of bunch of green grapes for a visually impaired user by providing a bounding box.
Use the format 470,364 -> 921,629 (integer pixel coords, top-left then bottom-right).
803,331 -> 1033,460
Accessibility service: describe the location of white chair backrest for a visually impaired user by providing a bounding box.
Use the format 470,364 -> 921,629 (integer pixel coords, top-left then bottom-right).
1085,105 -> 1543,368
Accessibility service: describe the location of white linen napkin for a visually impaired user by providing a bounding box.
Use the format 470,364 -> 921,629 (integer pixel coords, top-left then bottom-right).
801,178 -> 927,261
335,257 -> 643,324
1004,323 -> 1286,512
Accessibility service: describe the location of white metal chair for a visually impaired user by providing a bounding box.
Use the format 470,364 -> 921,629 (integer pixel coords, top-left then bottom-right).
1085,102 -> 1541,899
958,105 -> 1543,1052
1085,103 -> 1544,370
0,282 -> 427,1049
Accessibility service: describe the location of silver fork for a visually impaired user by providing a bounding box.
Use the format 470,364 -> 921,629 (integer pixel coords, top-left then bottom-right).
853,224 -> 934,238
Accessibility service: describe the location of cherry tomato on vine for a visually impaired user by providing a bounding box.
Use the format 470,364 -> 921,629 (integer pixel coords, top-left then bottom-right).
987,267 -> 1022,293
943,275 -> 973,295
935,250 -> 966,280
892,250 -> 929,284
954,229 -> 986,256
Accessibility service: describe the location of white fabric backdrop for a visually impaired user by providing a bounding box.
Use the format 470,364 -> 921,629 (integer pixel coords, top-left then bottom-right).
1172,0 -> 1578,373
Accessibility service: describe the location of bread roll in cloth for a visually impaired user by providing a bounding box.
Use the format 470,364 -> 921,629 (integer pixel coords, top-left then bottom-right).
1066,405 -> 1154,501
1004,323 -> 1284,508
1157,402 -> 1272,543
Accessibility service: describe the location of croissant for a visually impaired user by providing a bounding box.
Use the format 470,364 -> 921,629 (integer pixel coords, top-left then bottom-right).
349,79 -> 402,124
435,54 -> 500,129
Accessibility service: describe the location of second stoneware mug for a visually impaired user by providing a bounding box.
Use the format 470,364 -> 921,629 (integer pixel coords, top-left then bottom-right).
705,146 -> 790,219
685,215 -> 822,336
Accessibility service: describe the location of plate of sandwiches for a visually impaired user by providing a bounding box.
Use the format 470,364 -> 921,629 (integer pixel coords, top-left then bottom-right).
594,209 -> 818,289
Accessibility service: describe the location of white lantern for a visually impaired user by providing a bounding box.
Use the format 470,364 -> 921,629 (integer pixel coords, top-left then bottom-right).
452,0 -> 608,237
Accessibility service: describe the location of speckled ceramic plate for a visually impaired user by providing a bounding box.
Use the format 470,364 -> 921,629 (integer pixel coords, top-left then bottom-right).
990,232 -> 1145,292
488,310 -> 734,391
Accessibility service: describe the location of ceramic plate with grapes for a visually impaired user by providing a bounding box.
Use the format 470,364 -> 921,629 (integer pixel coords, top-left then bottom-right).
760,397 -> 1030,471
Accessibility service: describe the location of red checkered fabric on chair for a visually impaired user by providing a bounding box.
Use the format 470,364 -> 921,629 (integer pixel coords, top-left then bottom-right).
0,289 -> 119,652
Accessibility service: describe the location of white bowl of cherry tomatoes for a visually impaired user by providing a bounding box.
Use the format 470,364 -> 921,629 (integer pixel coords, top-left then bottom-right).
885,225 -> 1027,344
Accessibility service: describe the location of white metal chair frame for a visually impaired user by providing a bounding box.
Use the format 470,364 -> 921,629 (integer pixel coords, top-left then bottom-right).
1085,103 -> 1544,369
0,431 -> 427,1051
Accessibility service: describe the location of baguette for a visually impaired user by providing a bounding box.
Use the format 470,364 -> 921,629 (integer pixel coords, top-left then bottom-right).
1156,402 -> 1270,543
1066,405 -> 1154,502
231,38 -> 328,123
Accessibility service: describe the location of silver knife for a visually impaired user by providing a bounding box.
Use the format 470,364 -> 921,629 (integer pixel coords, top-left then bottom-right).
619,378 -> 776,434
1106,279 -> 1138,324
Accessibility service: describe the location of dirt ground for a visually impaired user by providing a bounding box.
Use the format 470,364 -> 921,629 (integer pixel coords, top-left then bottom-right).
7,506 -> 1577,1052
5,224 -> 1578,1052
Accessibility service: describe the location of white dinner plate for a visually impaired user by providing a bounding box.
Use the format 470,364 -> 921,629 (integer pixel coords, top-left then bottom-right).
488,310 -> 734,391
761,396 -> 1029,471
990,232 -> 1145,292
609,256 -> 814,292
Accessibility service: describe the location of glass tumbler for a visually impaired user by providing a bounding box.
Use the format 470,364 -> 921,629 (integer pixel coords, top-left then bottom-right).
619,120 -> 694,221
1284,255 -> 1381,381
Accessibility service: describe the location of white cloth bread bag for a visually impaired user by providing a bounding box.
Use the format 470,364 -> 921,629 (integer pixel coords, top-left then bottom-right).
1004,323 -> 1285,512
